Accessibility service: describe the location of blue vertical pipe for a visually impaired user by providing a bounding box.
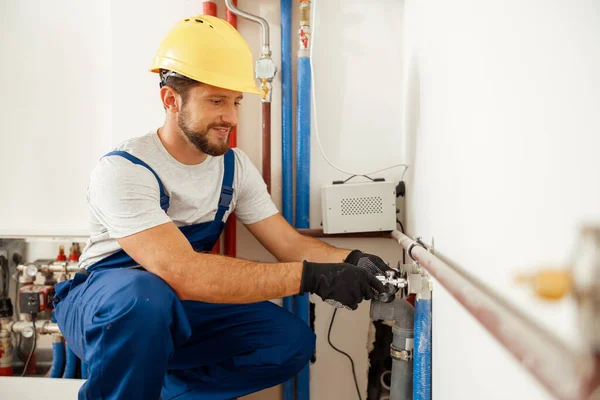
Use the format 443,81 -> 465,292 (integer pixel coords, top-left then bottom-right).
49,340 -> 65,378
81,361 -> 88,379
295,50 -> 312,400
413,298 -> 432,400
295,56 -> 311,231
281,1 -> 295,400
63,343 -> 77,379
281,0 -> 293,225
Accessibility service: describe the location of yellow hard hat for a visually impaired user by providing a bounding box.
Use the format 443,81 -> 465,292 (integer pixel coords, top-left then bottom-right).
150,15 -> 261,94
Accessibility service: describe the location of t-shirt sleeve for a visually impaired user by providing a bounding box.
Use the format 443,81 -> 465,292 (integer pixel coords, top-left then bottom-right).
233,149 -> 279,225
87,156 -> 172,239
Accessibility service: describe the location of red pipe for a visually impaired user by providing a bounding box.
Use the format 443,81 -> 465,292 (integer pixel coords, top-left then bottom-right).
224,0 -> 238,258
202,1 -> 216,16
262,102 -> 272,194
226,0 -> 238,29
203,1 -> 221,255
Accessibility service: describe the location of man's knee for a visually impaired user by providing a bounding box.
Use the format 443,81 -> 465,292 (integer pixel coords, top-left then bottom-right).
91,270 -> 179,329
276,317 -> 316,377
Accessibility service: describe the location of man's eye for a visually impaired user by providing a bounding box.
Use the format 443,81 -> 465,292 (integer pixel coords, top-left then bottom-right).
235,102 -> 242,107
211,100 -> 222,105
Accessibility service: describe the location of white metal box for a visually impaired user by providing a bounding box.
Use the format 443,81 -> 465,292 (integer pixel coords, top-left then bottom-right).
321,181 -> 397,234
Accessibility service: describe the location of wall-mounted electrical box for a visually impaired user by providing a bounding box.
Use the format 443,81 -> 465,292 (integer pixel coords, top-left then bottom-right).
321,181 -> 397,234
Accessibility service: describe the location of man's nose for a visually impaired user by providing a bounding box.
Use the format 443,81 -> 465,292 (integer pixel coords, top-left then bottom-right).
220,105 -> 238,126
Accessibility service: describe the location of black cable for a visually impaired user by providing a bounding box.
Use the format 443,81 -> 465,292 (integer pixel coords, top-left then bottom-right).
327,309 -> 362,400
1,256 -> 8,297
397,219 -> 407,264
21,312 -> 37,377
396,219 -> 405,234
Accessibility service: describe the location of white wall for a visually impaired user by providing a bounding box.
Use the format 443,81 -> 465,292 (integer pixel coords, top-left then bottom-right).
403,0 -> 600,399
1,1 -> 407,399
6,0 -> 592,399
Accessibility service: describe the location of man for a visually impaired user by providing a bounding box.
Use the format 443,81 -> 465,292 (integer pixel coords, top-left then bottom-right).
53,15 -> 392,400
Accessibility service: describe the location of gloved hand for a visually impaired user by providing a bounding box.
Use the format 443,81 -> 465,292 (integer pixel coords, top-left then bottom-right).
300,261 -> 386,310
344,250 -> 394,276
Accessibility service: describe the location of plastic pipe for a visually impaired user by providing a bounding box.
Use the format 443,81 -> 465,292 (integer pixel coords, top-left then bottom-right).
413,299 -> 431,400
281,1 -> 295,399
295,2 -> 312,399
390,301 -> 414,400
49,336 -> 65,378
63,343 -> 77,379
391,230 -> 597,400
224,0 -> 238,259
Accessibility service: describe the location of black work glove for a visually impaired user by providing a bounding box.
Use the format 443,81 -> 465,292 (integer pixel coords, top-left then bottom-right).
300,261 -> 386,310
344,250 -> 394,276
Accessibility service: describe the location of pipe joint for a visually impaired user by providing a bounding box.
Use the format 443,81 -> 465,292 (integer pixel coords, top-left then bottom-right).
256,57 -> 277,81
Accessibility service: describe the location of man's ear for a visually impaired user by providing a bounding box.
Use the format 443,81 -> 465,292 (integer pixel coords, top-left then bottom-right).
160,86 -> 179,112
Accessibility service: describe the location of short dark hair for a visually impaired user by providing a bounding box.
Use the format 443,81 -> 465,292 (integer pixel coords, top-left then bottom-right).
160,70 -> 202,104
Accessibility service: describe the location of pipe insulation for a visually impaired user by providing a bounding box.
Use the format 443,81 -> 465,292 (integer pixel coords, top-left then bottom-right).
413,299 -> 431,400
295,1 -> 312,399
49,336 -> 65,378
81,361 -> 88,380
63,343 -> 77,379
391,230 -> 597,400
280,1 -> 295,399
294,55 -> 311,229
281,0 -> 293,224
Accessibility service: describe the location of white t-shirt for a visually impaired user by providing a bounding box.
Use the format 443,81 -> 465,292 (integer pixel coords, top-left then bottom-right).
78,131 -> 279,269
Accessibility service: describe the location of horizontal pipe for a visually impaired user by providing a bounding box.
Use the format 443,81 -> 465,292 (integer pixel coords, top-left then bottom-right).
391,230 -> 597,400
297,229 -> 392,238
18,263 -> 80,274
6,320 -> 61,335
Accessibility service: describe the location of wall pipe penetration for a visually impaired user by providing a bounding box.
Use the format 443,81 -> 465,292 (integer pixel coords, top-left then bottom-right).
391,230 -> 599,400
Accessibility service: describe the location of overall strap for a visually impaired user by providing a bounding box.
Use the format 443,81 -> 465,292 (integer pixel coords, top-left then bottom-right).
214,149 -> 235,223
103,151 -> 170,213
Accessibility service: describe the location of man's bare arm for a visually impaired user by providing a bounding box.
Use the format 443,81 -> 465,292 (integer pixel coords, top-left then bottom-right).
117,221 -> 303,303
245,213 -> 352,263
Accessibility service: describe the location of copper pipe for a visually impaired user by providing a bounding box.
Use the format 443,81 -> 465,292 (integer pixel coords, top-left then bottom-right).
297,229 -> 392,239
391,230 -> 597,400
224,0 -> 238,258
262,102 -> 272,193
204,1 -> 221,255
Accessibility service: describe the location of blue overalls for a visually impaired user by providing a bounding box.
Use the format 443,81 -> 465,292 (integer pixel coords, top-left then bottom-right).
53,150 -> 315,400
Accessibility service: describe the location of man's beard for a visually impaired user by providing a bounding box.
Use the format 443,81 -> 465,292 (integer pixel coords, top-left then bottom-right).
177,106 -> 231,157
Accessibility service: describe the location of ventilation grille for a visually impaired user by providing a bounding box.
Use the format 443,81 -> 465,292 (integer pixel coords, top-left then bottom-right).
341,196 -> 383,216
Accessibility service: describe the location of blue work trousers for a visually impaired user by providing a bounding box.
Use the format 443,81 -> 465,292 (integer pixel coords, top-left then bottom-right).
53,268 -> 315,400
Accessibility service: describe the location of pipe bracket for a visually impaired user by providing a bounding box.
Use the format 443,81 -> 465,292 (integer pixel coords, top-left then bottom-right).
390,344 -> 412,361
